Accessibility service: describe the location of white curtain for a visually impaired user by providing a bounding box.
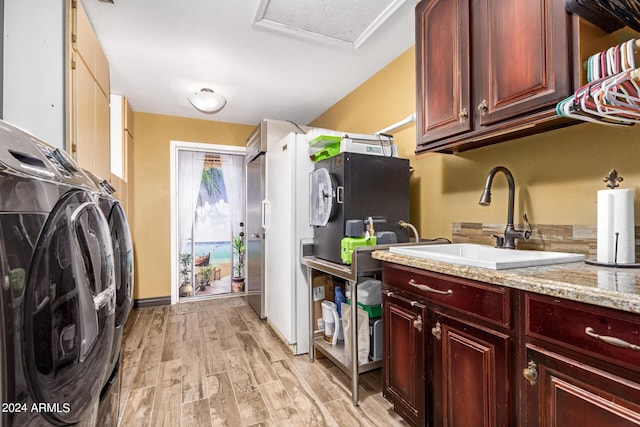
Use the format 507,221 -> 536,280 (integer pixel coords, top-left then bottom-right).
177,150 -> 205,253
220,154 -> 246,275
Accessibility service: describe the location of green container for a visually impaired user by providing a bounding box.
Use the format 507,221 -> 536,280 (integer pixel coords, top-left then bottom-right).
310,142 -> 341,162
340,236 -> 377,264
308,134 -> 342,147
347,299 -> 382,318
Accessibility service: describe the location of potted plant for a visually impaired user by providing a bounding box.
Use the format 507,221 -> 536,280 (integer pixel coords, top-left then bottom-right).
231,234 -> 245,292
179,253 -> 193,297
199,264 -> 213,292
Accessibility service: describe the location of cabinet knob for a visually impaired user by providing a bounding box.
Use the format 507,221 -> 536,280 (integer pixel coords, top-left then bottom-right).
477,99 -> 489,114
431,321 -> 442,340
458,108 -> 468,122
413,315 -> 423,332
522,361 -> 538,386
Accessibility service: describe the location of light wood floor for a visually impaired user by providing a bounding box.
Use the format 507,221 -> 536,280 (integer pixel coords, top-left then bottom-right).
118,296 -> 408,426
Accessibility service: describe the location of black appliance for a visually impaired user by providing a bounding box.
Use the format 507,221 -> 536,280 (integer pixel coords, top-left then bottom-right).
310,152 -> 410,264
0,120 -> 125,426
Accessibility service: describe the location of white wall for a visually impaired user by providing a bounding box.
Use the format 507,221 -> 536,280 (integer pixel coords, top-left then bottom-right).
3,0 -> 65,149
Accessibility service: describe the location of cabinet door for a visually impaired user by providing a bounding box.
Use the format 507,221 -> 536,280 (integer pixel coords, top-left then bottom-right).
432,313 -> 511,426
416,0 -> 472,146
383,290 -> 427,427
524,345 -> 640,426
73,55 -> 96,170
474,0 -> 571,126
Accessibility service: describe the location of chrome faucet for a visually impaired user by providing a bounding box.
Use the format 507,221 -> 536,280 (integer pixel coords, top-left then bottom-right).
479,166 -> 532,249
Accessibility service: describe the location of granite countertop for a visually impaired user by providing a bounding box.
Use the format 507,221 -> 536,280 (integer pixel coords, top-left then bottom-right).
371,250 -> 640,315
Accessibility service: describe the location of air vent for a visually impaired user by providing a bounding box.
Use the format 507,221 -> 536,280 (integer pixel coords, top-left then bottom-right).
253,0 -> 407,49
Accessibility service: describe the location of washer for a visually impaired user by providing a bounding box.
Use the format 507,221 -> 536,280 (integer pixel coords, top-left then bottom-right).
0,120 -> 116,426
83,170 -> 134,426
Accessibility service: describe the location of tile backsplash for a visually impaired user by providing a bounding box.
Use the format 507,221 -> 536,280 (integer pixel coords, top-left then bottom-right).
452,223 -> 640,263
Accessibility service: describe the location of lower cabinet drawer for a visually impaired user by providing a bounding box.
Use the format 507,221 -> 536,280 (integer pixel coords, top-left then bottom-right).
383,264 -> 511,328
526,293 -> 640,371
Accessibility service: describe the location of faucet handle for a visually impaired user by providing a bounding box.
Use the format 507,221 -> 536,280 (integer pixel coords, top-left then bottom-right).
522,213 -> 532,239
491,234 -> 505,248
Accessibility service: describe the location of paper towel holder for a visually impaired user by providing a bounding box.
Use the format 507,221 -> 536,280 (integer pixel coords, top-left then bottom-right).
586,169 -> 640,268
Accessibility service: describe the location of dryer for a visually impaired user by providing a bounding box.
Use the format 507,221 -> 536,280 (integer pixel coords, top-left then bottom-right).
0,120 -> 116,426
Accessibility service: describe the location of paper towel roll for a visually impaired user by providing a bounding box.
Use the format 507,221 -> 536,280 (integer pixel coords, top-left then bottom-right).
597,188 -> 635,264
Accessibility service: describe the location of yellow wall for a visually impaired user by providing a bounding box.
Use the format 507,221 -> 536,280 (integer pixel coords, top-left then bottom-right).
131,112 -> 254,299
132,45 -> 640,300
311,46 -> 640,241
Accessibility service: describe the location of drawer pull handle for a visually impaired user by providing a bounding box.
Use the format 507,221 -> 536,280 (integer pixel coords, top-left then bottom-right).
432,321 -> 442,340
585,327 -> 640,351
408,279 -> 453,296
385,290 -> 427,309
522,361 -> 538,386
410,300 -> 427,309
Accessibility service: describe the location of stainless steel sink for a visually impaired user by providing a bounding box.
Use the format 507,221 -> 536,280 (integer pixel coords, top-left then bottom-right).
389,243 -> 585,270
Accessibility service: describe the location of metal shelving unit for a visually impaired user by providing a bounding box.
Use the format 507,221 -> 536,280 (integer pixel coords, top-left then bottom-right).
301,240 -> 385,406
301,239 -> 445,405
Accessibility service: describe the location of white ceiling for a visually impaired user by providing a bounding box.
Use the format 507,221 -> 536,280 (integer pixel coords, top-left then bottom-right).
80,0 -> 416,126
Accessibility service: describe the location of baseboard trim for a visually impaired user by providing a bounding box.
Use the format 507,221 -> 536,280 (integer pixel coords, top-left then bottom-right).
134,296 -> 171,308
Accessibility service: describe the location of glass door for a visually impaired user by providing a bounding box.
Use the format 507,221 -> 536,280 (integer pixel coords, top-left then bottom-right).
176,150 -> 245,301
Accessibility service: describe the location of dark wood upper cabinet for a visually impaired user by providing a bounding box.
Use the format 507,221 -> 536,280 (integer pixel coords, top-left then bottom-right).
475,0 -> 572,125
416,0 -> 575,153
416,0 -> 472,145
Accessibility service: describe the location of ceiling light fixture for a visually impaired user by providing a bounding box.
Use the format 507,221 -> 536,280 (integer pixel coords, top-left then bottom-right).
188,88 -> 227,114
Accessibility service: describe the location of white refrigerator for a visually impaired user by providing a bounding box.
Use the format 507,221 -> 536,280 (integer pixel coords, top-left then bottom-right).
264,132 -> 314,355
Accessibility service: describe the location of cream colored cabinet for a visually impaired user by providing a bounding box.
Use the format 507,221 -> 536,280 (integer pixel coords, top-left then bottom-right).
67,0 -> 110,179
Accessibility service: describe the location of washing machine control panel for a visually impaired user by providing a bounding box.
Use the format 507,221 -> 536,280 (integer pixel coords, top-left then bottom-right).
32,141 -> 75,178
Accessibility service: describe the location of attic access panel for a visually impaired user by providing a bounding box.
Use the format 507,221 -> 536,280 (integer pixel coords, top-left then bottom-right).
253,0 -> 407,49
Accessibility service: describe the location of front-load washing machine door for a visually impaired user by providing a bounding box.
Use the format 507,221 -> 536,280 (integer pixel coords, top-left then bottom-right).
101,198 -> 134,372
23,190 -> 115,425
310,168 -> 340,227
104,200 -> 133,330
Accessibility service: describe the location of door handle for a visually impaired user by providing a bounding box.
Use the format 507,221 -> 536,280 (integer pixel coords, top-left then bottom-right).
69,201 -> 115,362
477,99 -> 489,114
432,321 -> 442,340
261,200 -> 269,229
413,315 -> 423,332
522,361 -> 538,385
93,287 -> 115,313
